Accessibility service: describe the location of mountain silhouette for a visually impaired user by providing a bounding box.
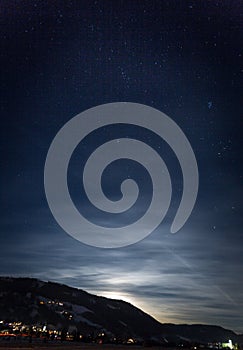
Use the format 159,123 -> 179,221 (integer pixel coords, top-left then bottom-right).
0,277 -> 242,344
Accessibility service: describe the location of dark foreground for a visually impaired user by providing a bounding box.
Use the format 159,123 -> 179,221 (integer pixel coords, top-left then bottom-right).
0,343 -> 168,350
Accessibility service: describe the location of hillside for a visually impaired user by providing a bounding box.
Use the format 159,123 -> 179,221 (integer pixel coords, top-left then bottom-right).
0,277 -> 241,343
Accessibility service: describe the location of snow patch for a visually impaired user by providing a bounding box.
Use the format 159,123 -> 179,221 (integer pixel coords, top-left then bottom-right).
74,314 -> 100,328
119,320 -> 127,327
30,309 -> 39,318
107,304 -> 120,310
71,304 -> 93,315
37,281 -> 45,288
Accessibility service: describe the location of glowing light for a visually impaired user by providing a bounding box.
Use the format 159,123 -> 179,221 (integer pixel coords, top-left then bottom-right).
99,291 -> 134,304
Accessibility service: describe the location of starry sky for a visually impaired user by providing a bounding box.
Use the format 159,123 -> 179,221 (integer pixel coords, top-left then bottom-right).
1,0 -> 243,333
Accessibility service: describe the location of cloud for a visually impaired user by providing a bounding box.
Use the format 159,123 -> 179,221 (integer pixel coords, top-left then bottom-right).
0,198 -> 242,332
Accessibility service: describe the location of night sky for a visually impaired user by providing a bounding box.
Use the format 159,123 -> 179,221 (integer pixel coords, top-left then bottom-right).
1,1 -> 243,332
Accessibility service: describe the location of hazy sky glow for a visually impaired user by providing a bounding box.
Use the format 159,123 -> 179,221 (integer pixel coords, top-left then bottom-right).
1,1 -> 242,333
